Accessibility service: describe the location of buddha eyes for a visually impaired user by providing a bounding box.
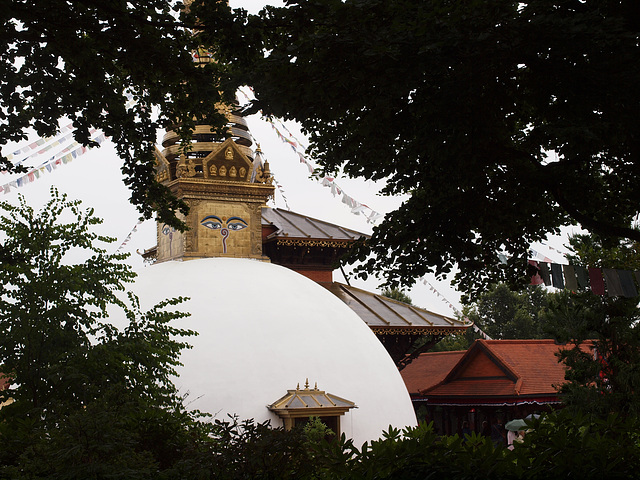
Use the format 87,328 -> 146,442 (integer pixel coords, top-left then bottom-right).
227,222 -> 247,231
201,220 -> 222,230
200,215 -> 248,254
162,225 -> 176,236
200,216 -> 247,231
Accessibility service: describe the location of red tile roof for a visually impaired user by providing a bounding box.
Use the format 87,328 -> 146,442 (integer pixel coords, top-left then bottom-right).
403,339 -> 587,405
401,351 -> 465,395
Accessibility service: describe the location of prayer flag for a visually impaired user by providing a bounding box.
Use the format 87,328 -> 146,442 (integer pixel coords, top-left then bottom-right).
618,270 -> 638,298
563,264 -> 578,291
574,265 -> 589,289
539,263 -> 551,286
529,260 -> 543,285
551,263 -> 565,289
603,268 -> 624,297
588,268 -> 605,295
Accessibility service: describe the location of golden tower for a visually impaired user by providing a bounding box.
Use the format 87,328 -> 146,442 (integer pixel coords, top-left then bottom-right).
153,109 -> 274,262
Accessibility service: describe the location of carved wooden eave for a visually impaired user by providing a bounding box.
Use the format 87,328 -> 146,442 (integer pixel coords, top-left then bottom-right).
154,146 -> 171,183
165,177 -> 275,203
201,138 -> 254,181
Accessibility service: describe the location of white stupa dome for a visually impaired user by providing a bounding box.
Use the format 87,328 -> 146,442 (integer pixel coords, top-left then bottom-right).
128,257 -> 417,445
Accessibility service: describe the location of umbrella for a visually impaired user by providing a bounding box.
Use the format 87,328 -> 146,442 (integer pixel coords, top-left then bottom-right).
505,418 -> 528,431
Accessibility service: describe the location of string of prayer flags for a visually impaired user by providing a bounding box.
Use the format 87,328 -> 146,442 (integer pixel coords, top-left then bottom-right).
1,131 -> 107,194
237,88 -> 384,224
2,122 -> 75,166
529,248 -> 555,263
528,260 -> 640,298
540,241 -> 571,257
115,220 -> 144,253
273,176 -> 291,211
418,276 -> 490,338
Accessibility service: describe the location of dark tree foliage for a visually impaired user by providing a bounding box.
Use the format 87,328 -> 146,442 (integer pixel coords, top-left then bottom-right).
300,414 -> 640,479
195,0 -> 640,297
0,190 -> 216,479
545,290 -> 640,417
1,0 -> 232,230
431,283 -> 551,351
207,416 -> 320,480
542,234 -> 640,417
464,283 -> 552,340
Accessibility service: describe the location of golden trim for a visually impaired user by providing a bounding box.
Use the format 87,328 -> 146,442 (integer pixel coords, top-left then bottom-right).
372,327 -> 468,335
276,239 -> 351,248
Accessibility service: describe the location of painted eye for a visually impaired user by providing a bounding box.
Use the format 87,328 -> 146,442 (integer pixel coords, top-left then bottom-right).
227,222 -> 247,231
201,221 -> 222,230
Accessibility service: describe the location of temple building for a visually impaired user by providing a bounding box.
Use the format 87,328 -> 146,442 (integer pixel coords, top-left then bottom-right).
143,111 -> 470,372
121,105 -> 427,445
402,339 -> 579,435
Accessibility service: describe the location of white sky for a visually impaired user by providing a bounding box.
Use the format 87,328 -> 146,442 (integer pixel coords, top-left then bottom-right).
0,0 -> 578,317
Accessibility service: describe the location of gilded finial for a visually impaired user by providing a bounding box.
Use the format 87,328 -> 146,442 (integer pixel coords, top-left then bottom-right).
314,382 -> 318,390
305,378 -> 309,389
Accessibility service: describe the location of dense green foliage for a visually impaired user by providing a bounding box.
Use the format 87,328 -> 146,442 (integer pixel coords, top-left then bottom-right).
545,290 -> 640,417
205,411 -> 640,479
0,189 -> 637,477
1,0 -> 231,230
541,235 -> 640,417
197,0 -> 640,297
0,190 -> 215,478
432,284 -> 552,351
465,284 -> 552,340
455,234 -> 640,416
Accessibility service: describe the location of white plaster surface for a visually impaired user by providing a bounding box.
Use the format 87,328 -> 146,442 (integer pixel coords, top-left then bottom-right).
125,258 -> 417,445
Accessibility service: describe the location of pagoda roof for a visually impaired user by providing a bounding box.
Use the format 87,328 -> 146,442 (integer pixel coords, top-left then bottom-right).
268,380 -> 356,414
322,282 -> 471,335
405,339 -> 588,406
262,207 -> 366,245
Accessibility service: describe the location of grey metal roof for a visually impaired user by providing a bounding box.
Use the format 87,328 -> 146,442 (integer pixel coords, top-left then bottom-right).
323,282 -> 472,335
261,207 -> 367,242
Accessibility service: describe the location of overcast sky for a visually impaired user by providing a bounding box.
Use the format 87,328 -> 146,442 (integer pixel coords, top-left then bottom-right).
0,0 -> 576,317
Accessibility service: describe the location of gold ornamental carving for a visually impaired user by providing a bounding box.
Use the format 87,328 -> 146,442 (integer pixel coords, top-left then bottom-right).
276,239 -> 350,248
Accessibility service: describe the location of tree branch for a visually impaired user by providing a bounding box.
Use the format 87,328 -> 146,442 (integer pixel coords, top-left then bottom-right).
550,184 -> 640,242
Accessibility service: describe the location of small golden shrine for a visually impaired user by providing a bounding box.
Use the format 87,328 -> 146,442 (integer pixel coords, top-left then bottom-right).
268,379 -> 356,433
153,111 -> 274,262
